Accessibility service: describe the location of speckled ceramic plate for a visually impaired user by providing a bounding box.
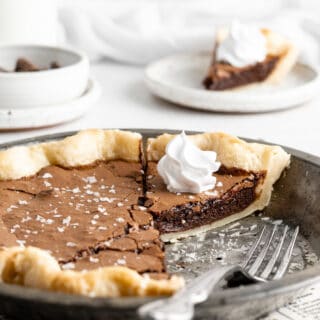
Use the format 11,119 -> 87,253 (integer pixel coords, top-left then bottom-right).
0,129 -> 319,320
0,79 -> 101,130
145,53 -> 320,113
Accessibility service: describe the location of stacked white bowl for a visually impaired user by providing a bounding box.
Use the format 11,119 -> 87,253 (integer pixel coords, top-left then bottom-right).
0,45 -> 89,108
0,45 -> 100,129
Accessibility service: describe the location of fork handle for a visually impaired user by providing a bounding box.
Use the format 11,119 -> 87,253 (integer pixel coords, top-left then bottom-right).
138,265 -> 240,320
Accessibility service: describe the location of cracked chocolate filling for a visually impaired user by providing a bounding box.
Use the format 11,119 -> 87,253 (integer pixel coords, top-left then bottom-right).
203,55 -> 279,90
0,158 -> 265,275
0,161 -> 165,274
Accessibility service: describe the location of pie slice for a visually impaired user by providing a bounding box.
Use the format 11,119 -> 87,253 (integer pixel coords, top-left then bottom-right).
0,129 -> 183,297
203,28 -> 298,91
146,132 -> 290,242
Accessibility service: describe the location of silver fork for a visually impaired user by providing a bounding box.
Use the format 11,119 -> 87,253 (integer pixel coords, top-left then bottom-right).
139,224 -> 299,320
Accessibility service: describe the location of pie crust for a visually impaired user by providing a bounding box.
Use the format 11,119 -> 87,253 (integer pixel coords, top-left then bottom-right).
0,129 -> 142,181
0,129 -> 290,297
147,132 -> 290,241
259,29 -> 298,84
0,247 -> 182,297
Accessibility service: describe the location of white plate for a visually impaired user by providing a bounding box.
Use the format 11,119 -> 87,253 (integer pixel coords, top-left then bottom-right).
145,52 -> 320,113
0,78 -> 101,130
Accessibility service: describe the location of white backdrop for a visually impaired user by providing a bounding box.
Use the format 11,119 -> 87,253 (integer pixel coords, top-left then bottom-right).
58,0 -> 320,66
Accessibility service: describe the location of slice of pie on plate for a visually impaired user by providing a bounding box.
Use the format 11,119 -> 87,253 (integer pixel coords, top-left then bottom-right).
203,22 -> 298,91
0,129 -> 290,297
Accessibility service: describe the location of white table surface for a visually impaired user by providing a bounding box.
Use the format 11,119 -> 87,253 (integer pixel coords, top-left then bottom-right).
0,60 -> 320,158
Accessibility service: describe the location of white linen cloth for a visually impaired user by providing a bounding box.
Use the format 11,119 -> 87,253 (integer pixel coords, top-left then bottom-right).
59,0 -> 320,66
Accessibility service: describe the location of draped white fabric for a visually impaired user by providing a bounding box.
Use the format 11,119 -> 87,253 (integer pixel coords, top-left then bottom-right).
58,1 -> 320,66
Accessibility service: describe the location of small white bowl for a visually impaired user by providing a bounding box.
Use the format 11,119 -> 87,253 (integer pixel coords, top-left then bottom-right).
0,45 -> 89,108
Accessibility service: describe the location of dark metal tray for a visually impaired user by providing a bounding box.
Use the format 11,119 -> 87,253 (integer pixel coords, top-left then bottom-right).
0,129 -> 319,320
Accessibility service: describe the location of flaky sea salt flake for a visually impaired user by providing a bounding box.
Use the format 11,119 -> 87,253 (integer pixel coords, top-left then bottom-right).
89,256 -> 99,263
83,176 -> 97,184
62,262 -> 75,270
100,197 -> 116,203
66,242 -> 77,247
44,181 -> 51,187
62,216 -> 71,226
16,240 -> 26,247
97,206 -> 106,213
116,259 -> 126,265
42,173 -> 53,179
21,216 -> 32,223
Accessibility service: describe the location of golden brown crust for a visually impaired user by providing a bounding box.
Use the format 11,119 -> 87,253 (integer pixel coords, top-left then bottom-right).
0,247 -> 184,297
147,132 -> 290,241
0,129 -> 142,180
261,29 -> 299,84
215,27 -> 298,86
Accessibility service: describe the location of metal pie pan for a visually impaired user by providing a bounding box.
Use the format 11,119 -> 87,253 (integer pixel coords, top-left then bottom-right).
0,129 -> 319,320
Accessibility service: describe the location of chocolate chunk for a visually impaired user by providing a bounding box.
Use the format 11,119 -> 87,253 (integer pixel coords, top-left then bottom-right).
15,58 -> 40,72
50,61 -> 60,69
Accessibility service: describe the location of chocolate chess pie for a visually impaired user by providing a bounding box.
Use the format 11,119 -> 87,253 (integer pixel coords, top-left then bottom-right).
0,129 -> 290,297
203,22 -> 298,91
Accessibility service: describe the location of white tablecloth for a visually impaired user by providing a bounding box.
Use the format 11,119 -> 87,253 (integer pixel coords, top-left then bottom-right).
0,61 -> 319,157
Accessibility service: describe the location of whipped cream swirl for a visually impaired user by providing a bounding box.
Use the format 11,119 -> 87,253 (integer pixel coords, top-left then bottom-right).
157,132 -> 220,194
216,21 -> 267,68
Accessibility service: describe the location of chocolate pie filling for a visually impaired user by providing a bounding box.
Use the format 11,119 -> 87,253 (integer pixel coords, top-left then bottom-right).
0,160 -> 165,273
203,55 -> 279,90
145,162 -> 265,234
0,158 -> 265,274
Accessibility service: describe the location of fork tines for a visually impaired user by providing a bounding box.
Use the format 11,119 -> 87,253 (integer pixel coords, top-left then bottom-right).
242,224 -> 299,281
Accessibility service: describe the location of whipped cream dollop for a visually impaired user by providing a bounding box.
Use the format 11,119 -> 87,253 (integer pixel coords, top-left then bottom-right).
216,21 -> 267,68
157,132 -> 220,194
